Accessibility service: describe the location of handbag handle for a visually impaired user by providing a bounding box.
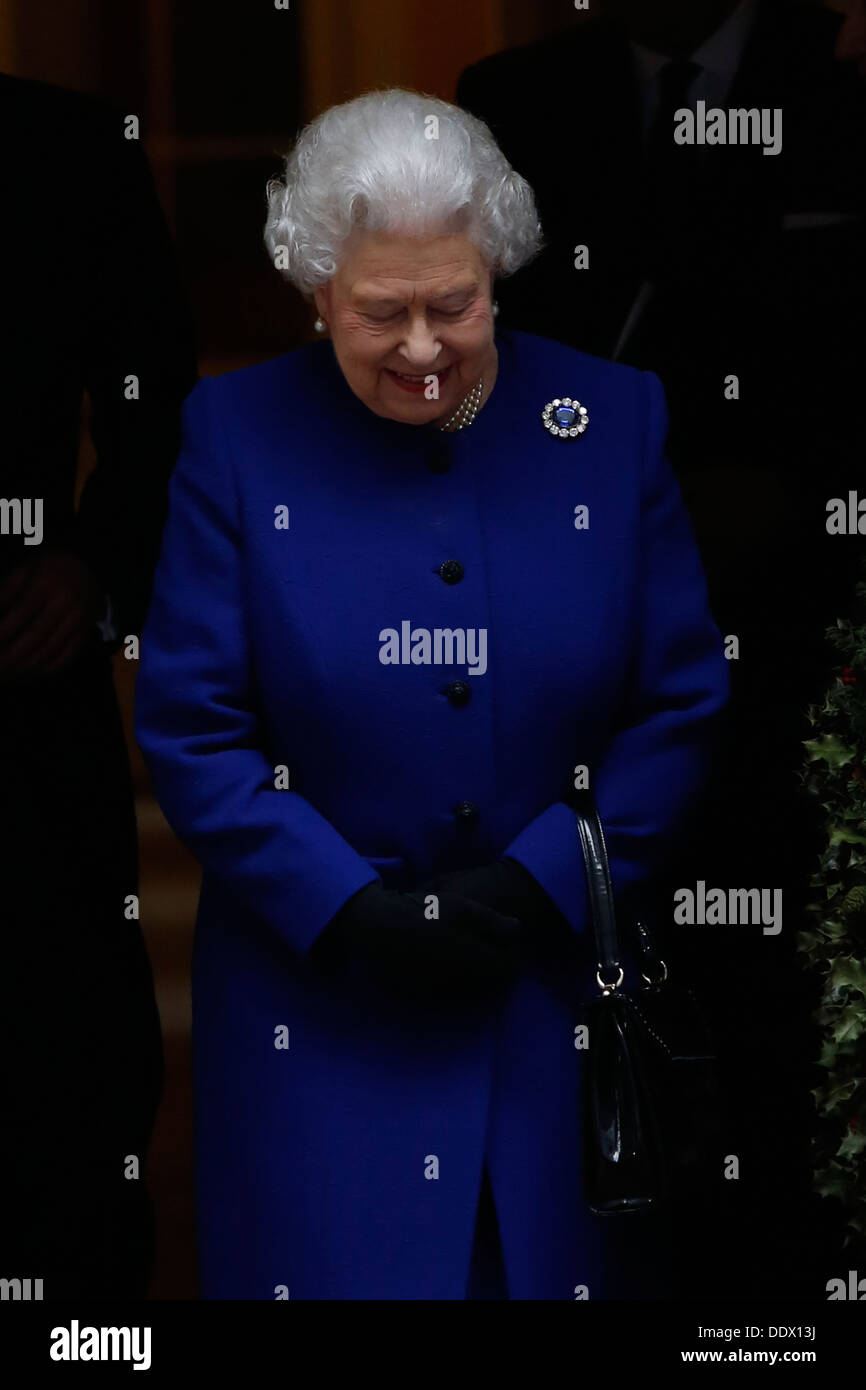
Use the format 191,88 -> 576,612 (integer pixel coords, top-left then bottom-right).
574,790 -> 669,993
573,790 -> 623,993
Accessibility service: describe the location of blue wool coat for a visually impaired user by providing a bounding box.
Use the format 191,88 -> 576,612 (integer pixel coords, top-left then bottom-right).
134,328 -> 729,1300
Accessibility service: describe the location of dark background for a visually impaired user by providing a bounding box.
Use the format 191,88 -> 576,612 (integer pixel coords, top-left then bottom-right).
1,0 -> 860,1299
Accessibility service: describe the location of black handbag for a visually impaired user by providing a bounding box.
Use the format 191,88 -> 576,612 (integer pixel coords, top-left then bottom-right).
574,790 -> 719,1216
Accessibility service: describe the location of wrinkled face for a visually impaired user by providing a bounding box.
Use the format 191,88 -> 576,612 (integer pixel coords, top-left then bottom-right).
314,229 -> 497,425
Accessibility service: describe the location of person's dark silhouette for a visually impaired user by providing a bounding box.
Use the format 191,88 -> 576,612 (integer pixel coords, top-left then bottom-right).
0,73 -> 197,1298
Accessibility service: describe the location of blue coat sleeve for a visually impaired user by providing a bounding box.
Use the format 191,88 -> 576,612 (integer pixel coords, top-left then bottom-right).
503,371 -> 730,931
133,378 -> 379,958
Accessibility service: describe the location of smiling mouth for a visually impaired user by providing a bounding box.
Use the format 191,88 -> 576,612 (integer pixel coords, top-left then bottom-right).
386,364 -> 454,390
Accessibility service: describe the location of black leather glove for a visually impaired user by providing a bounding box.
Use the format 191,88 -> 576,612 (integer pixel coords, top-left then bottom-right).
312,880 -> 523,998
419,859 -> 575,954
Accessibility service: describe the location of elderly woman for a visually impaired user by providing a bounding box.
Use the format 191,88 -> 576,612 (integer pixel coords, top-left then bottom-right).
134,89 -> 728,1301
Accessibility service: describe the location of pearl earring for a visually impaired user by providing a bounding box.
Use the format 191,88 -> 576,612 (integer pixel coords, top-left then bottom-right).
314,316 -> 326,333
492,301 -> 499,317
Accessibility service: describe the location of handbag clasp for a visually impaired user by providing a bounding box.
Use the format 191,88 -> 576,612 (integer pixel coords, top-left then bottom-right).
596,965 -> 624,994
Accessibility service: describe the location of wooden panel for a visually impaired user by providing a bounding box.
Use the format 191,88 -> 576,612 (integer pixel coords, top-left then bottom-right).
301,0 -> 506,118
6,0 -> 104,92
502,0 -> 585,48
0,4 -> 17,70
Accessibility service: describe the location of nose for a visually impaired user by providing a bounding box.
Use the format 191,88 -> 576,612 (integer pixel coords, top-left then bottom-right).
398,312 -> 442,368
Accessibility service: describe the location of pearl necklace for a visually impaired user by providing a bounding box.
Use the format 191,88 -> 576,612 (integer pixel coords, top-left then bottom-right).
438,377 -> 483,432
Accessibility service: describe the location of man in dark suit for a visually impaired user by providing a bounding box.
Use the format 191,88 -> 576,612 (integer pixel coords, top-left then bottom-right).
0,73 -> 197,1297
459,0 -> 865,1297
458,0 -> 862,625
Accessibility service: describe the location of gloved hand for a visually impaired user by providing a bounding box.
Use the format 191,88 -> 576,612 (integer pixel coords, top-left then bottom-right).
418,859 -> 575,955
312,880 -> 524,998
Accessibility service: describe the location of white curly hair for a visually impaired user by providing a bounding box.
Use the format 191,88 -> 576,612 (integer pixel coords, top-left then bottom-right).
263,88 -> 543,295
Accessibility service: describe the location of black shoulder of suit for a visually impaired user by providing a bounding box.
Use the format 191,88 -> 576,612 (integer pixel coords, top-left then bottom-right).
457,0 -> 851,112
457,18 -> 623,108
0,70 -> 130,153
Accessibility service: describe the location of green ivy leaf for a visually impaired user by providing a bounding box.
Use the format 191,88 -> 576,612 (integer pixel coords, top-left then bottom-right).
833,1012 -> 866,1045
837,1129 -> 866,1161
830,828 -> 866,848
815,1168 -> 851,1201
812,1078 -> 860,1113
822,919 -> 850,940
828,958 -> 866,996
804,735 -> 856,769
818,1040 -> 838,1068
840,885 -> 866,918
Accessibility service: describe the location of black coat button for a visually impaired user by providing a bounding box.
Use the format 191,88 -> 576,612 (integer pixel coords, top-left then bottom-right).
444,680 -> 471,707
455,801 -> 479,826
438,560 -> 464,584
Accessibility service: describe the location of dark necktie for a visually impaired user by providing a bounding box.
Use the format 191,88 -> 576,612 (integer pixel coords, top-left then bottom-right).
644,58 -> 702,279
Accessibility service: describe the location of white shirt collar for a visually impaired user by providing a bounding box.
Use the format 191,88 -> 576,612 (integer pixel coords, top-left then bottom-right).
691,0 -> 758,86
631,0 -> 758,91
